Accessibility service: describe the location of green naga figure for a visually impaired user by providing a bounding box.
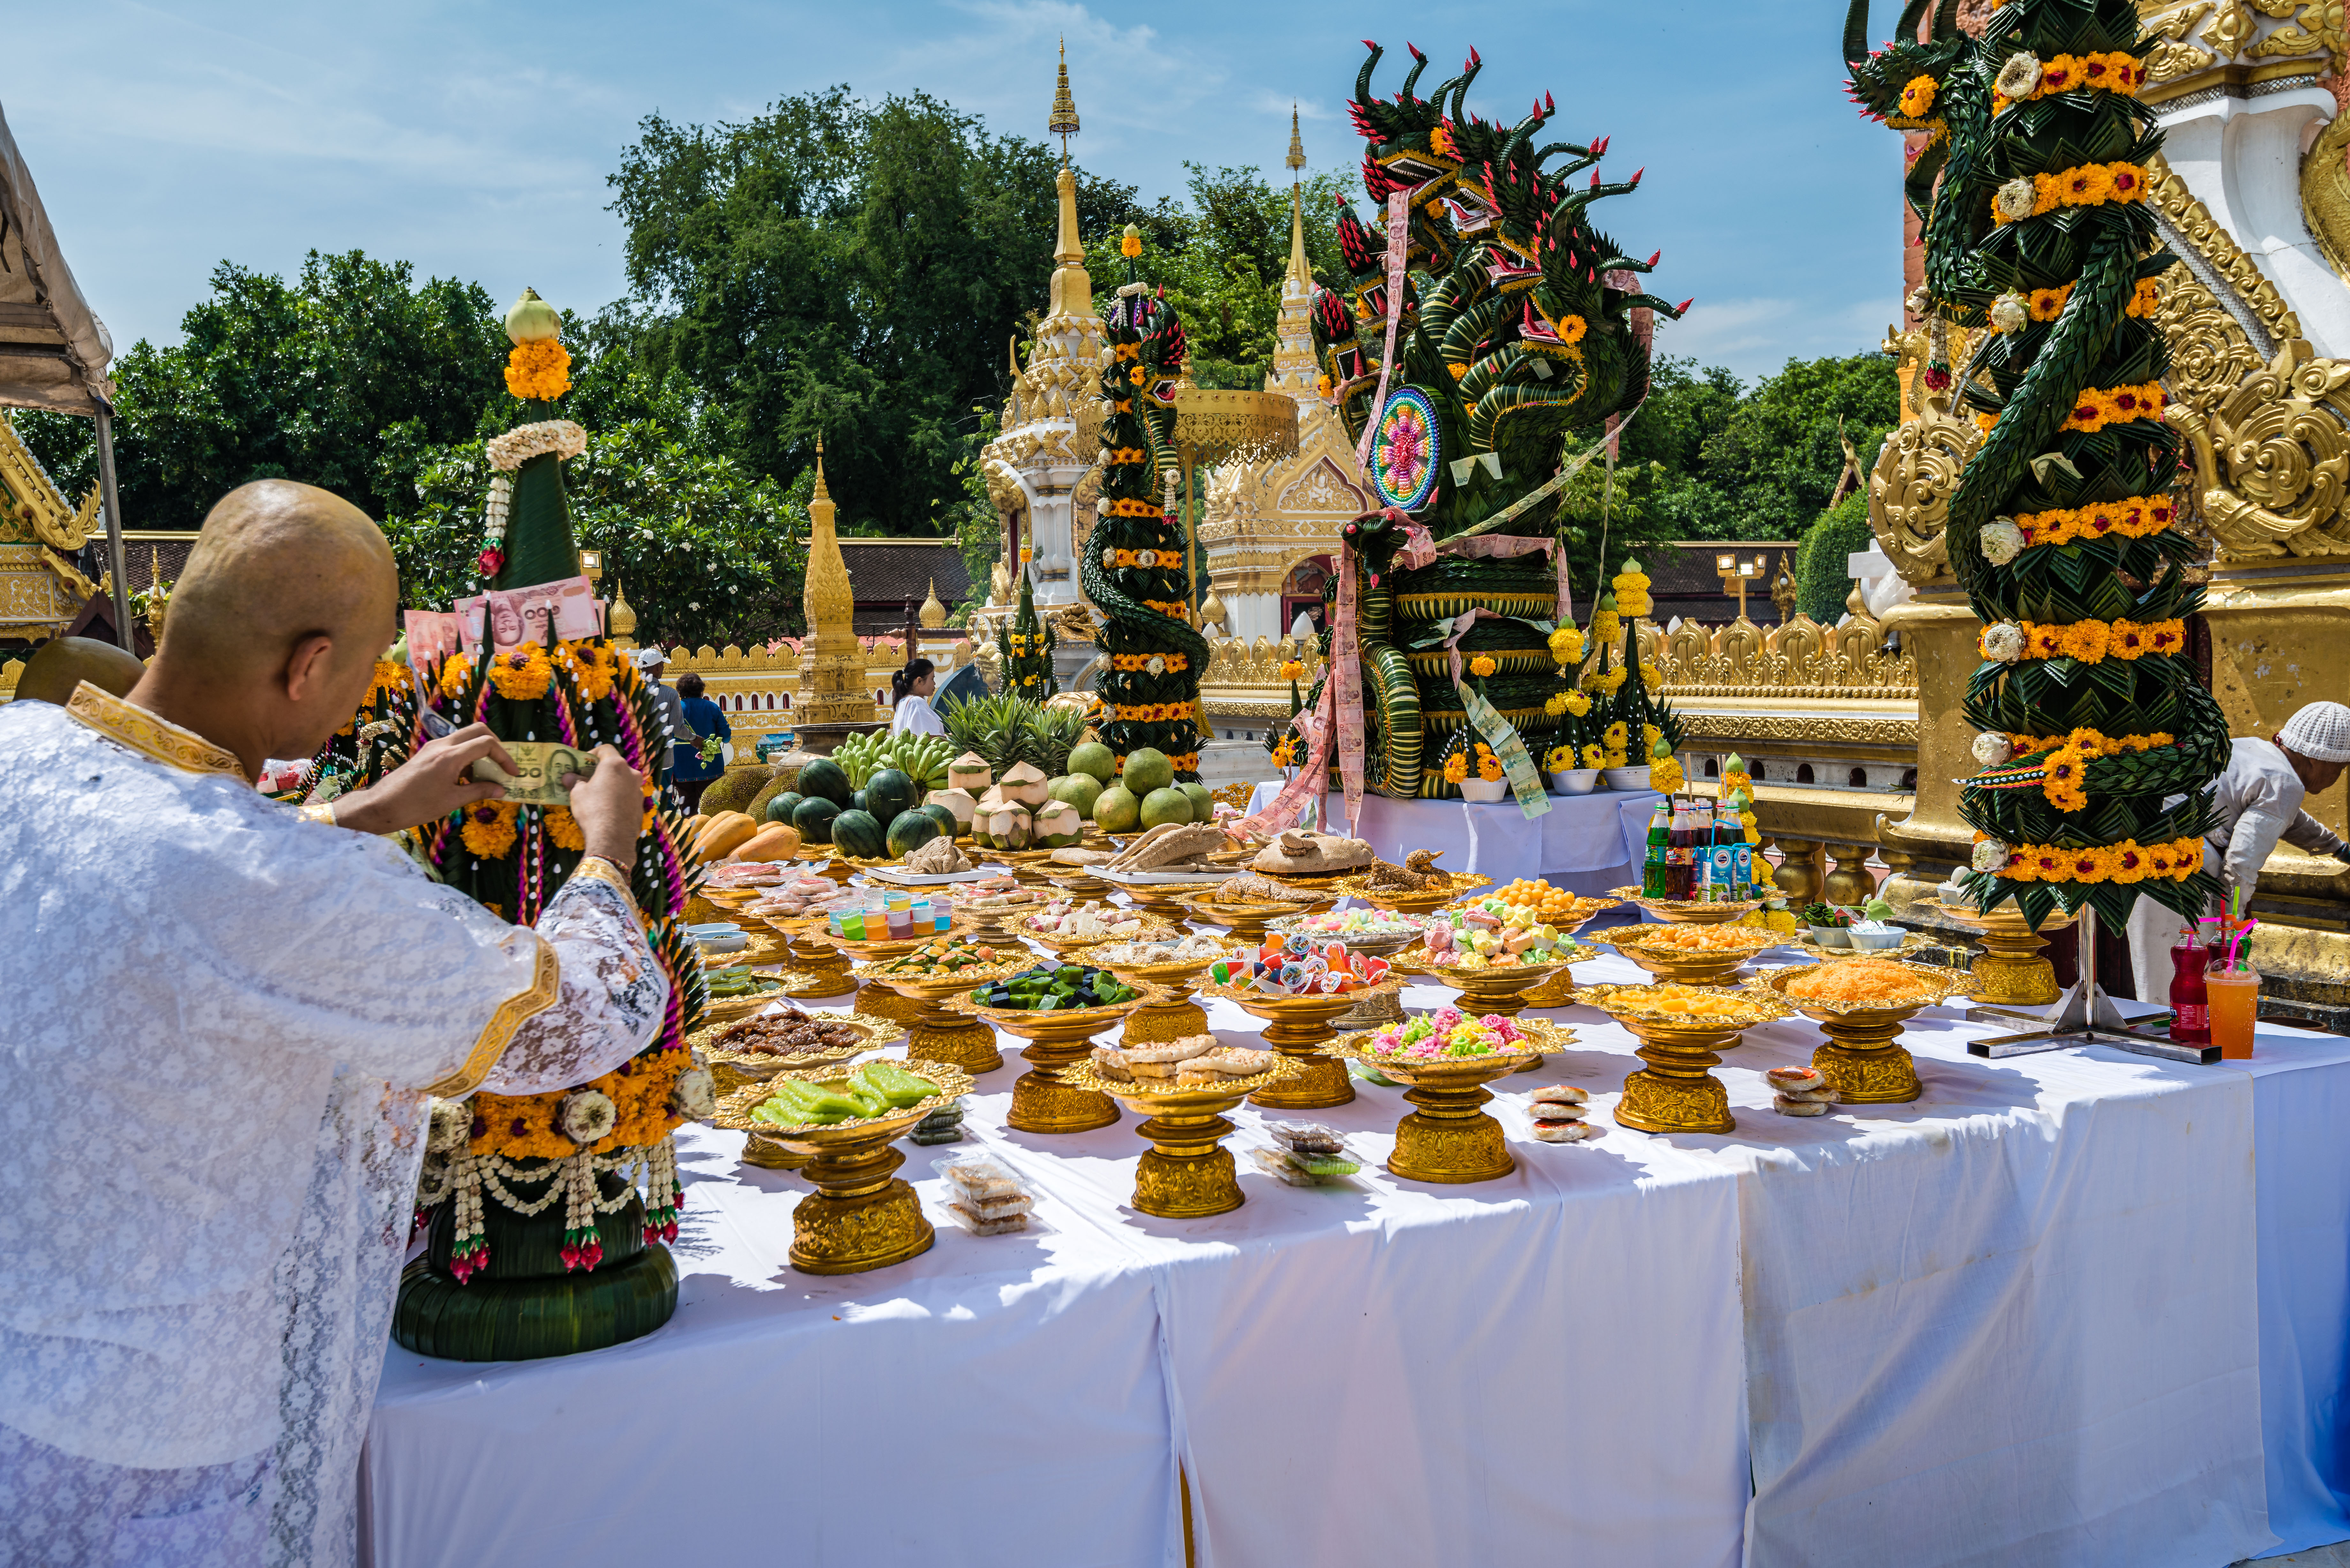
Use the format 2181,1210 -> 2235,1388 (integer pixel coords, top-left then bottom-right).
1079,230 -> 1212,782
1843,0 -> 2224,930
1294,42 -> 1685,798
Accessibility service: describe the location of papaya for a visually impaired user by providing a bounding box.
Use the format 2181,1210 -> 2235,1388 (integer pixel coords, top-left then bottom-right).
696,812 -> 760,860
731,823 -> 803,863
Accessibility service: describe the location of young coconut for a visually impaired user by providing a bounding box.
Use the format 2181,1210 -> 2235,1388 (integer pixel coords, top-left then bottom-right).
1035,799 -> 1084,848
927,785 -> 979,837
999,760 -> 1051,809
948,751 -> 992,793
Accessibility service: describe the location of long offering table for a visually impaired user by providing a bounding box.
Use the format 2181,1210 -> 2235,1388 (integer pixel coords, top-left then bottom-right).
367,948 -> 2350,1568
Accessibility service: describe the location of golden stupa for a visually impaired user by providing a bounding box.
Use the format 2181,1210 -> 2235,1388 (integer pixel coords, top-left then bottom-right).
795,439 -> 872,726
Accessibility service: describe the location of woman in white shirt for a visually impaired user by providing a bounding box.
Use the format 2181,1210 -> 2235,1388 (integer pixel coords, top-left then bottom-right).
889,658 -> 946,737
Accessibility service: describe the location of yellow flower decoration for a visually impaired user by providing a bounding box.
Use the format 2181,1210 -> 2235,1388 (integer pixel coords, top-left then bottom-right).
1278,660 -> 1306,681
1547,626 -> 1586,666
1544,744 -> 1575,772
1898,75 -> 1938,119
1469,654 -> 1497,678
504,338 -> 572,402
1564,691 -> 1591,718
557,641 -> 618,702
543,806 -> 587,851
487,644 -> 556,699
1603,721 -> 1630,747
437,651 -> 474,699
1640,663 -> 1664,693
1478,750 -> 1504,782
1443,752 -> 1468,784
1580,743 -> 1606,769
1591,612 -> 1621,645
459,800 -> 520,859
2042,745 -> 2090,812
1544,693 -> 1569,717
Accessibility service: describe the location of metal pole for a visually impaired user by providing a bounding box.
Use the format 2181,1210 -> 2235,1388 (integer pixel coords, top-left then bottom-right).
93,397 -> 134,652
1182,447 -> 1197,623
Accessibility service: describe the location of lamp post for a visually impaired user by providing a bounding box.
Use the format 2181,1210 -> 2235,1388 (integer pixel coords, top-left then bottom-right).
1714,552 -> 1765,622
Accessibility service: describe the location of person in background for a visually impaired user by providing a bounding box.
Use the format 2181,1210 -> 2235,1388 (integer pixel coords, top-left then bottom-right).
890,658 -> 945,737
630,648 -> 690,807
2128,700 -> 2350,1000
13,635 -> 146,706
672,671 -> 730,812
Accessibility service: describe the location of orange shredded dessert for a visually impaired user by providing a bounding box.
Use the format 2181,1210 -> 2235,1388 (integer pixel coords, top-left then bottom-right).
1626,924 -> 1784,952
1782,960 -> 1939,1004
1599,983 -> 1767,1019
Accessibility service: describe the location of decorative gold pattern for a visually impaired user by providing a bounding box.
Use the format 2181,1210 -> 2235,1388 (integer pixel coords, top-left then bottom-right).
1329,1018 -> 1572,1183
2148,154 -> 2306,347
426,939 -> 563,1098
1865,405 -> 1975,589
1751,962 -> 1973,1106
65,684 -> 240,777
1070,1056 -> 1304,1217
1922,896 -> 2073,1006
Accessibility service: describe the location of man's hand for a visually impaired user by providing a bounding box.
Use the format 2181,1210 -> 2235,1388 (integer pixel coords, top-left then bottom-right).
334,724 -> 514,835
565,744 -> 644,869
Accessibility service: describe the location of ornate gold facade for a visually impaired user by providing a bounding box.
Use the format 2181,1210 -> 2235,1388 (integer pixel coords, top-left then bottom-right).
0,411 -> 103,639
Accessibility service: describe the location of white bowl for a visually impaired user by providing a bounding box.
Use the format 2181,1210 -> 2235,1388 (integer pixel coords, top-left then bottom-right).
1457,778 -> 1510,803
1807,925 -> 1853,948
1601,766 -> 1653,791
1550,768 -> 1601,795
1847,926 -> 1907,952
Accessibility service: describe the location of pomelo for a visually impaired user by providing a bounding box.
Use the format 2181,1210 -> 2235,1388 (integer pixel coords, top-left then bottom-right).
1066,741 -> 1117,783
1122,747 -> 1175,795
1178,781 -> 1213,821
1094,783 -> 1141,833
1140,787 -> 1193,827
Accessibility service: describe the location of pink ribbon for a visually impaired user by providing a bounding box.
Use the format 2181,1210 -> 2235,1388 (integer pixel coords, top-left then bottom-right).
1333,539 -> 1364,833
1353,190 -> 1412,477
1442,607 -> 1510,688
1237,681 -> 1336,838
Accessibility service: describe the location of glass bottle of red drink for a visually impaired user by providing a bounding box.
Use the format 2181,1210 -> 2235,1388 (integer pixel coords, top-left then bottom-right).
2168,928 -> 2211,1046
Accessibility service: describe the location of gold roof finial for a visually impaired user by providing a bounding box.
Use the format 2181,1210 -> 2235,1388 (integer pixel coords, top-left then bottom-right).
1286,105 -> 1306,172
1284,111 -> 1312,292
608,579 -> 638,639
1050,38 -> 1080,167
920,577 -> 946,629
811,433 -> 830,503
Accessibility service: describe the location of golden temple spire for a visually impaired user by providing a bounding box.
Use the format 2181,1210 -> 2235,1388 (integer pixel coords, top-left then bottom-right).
1287,105 -> 1306,172
811,433 -> 831,508
1050,38 -> 1080,168
1283,109 -> 1311,295
1047,44 -> 1091,318
799,430 -> 865,723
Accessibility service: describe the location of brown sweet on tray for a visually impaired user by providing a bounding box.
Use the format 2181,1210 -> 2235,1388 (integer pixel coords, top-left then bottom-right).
1781,960 -> 1941,1004
1363,848 -> 1451,890
708,1011 -> 865,1056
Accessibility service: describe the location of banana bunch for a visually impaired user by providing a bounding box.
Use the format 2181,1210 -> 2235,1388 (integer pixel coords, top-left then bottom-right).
833,729 -> 952,789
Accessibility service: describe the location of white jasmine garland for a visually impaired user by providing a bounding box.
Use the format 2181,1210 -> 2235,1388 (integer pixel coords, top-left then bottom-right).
1981,518 -> 2027,564
1982,621 -> 2027,663
557,1087 -> 618,1146
1973,732 -> 2015,766
1973,838 -> 2011,873
1995,51 -> 2043,100
1994,177 -> 2038,222
1989,291 -> 2029,333
486,419 -> 588,472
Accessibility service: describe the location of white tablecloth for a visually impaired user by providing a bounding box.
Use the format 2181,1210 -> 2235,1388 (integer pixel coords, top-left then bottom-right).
1243,782 -> 1656,895
368,950 -> 2350,1568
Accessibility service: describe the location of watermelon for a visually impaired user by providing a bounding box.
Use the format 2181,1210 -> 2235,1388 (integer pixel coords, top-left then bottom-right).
832,808 -> 886,858
851,788 -> 868,815
865,767 -> 920,825
764,790 -> 804,825
886,810 -> 943,858
791,796 -> 841,844
798,757 -> 853,806
917,801 -> 958,837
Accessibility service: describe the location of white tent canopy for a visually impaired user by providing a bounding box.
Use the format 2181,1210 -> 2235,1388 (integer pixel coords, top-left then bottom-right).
0,100 -> 133,645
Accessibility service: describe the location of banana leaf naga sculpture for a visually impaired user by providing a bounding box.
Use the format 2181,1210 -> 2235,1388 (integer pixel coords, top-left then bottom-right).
1260,41 -> 1687,810
1843,0 -> 2224,930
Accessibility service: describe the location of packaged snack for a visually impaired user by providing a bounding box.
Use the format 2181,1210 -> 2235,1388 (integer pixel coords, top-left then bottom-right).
1774,1095 -> 1831,1117
1531,1120 -> 1603,1143
1289,1148 -> 1361,1176
1528,1084 -> 1589,1109
934,1153 -> 1025,1202
959,1189 -> 1035,1221
1765,1065 -> 1827,1091
945,1200 -> 1030,1236
1248,1146 -> 1325,1188
1265,1121 -> 1346,1154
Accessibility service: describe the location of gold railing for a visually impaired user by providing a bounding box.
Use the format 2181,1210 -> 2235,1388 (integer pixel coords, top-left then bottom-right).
1639,612 -> 1915,699
1196,634 -> 1326,724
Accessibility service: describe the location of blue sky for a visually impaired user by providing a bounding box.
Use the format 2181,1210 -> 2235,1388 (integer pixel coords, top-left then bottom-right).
6,1 -> 1905,385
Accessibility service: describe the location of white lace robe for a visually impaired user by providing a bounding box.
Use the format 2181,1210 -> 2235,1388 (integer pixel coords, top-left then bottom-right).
0,693 -> 668,1567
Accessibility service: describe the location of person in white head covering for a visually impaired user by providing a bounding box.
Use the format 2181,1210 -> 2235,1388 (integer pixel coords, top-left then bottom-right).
2128,701 -> 2350,1001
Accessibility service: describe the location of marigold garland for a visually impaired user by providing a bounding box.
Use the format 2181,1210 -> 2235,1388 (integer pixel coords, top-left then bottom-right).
2006,727 -> 2174,758
558,641 -> 619,702
2009,616 -> 2184,664
2011,494 -> 2175,547
460,800 -> 520,859
2059,381 -> 2165,433
543,806 -> 586,852
1443,751 -> 1468,784
1991,50 -> 2144,116
1590,611 -> 1622,644
1898,75 -> 1938,119
1997,833 -> 2202,886
504,339 -> 572,403
470,1048 -> 690,1161
437,652 -> 474,699
1111,652 -> 1189,672
1991,160 -> 2147,226
488,644 -> 556,699
1468,654 -> 1497,678
1581,743 -> 1606,768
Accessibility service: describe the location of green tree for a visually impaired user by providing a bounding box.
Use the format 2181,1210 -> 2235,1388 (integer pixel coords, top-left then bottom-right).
19,251 -> 504,529
605,89 -> 1167,532
1692,353 -> 1898,539
1143,162 -> 1351,382
1792,490 -> 1877,622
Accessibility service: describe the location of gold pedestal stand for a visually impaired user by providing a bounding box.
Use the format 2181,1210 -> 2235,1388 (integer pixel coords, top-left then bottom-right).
1202,979 -> 1401,1111
947,986 -> 1166,1134
807,849 -> 857,885
693,1014 -> 901,1097
748,915 -> 859,1000
1068,1057 -> 1303,1217
1586,931 -> 1785,989
1329,1017 -> 1573,1183
1330,870 -> 1491,915
1605,886 -> 1767,925
1179,896 -> 1308,943
856,969 -> 1011,1078
1580,985 -> 1794,1135
1924,897 -> 2071,1006
1098,956 -> 1215,1044
712,1061 -> 974,1273
1418,949 -> 1591,1019
1751,962 -> 1976,1104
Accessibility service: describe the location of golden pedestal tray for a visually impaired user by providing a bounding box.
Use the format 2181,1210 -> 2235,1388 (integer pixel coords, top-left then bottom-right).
1198,977 -> 1404,1111
1792,929 -> 1946,963
1583,925 -> 1789,987
691,1012 -> 902,1096
1921,896 -> 2073,1006
1327,1016 -> 1573,1183
988,847 -> 1063,886
1497,896 -> 1623,1006
1414,946 -> 1597,1019
1330,870 -> 1493,915
1578,984 -> 1794,1135
1094,952 -> 1220,1044
1606,886 -> 1766,926
1039,863 -> 1111,899
739,910 -> 860,1000
803,848 -> 858,885
852,955 -> 1030,1078
944,982 -> 1171,1134
1179,894 -> 1310,942
1265,916 -> 1426,1032
698,975 -> 797,1024
1240,873 -> 1346,916
712,1061 -> 974,1274
1065,1056 -> 1304,1217
1748,961 -> 1976,1104
794,915 -> 975,1035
